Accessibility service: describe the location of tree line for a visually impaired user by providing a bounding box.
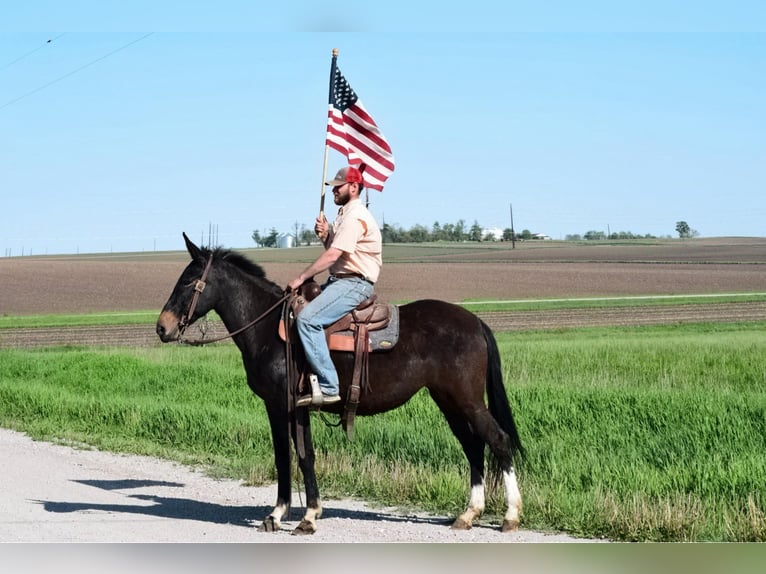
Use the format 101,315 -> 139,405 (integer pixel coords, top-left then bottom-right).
253,219 -> 697,246
382,220 -> 514,243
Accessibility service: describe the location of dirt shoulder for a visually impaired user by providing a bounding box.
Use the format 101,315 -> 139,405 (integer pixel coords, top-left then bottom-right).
0,428 -> 586,543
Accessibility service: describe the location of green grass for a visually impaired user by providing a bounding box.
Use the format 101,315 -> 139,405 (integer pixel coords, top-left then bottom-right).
1,321 -> 764,541
5,294 -> 765,328
499,322 -> 766,541
459,292 -> 766,311
0,311 -> 159,329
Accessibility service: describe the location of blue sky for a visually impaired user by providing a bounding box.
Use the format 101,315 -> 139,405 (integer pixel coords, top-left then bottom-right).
2,4 -> 765,255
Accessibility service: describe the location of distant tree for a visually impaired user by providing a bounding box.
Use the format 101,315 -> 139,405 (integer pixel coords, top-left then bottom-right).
565,234 -> 582,241
454,219 -> 466,242
409,224 -> 430,243
675,221 -> 691,238
251,229 -> 278,247
431,221 -> 445,241
584,230 -> 606,240
611,231 -> 636,239
469,220 -> 483,242
263,228 -> 279,248
382,223 -> 401,243
483,231 -> 497,242
502,228 -> 516,241
520,229 -> 533,240
299,225 -> 315,246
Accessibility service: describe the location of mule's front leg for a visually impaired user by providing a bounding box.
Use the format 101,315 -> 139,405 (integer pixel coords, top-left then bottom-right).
292,503 -> 322,535
291,407 -> 322,535
259,407 -> 292,532
259,501 -> 289,533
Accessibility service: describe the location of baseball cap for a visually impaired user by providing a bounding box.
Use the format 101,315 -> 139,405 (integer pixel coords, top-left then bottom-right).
325,166 -> 363,186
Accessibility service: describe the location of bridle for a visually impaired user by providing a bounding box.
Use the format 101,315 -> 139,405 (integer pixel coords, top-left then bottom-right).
177,254 -> 292,346
178,254 -> 214,336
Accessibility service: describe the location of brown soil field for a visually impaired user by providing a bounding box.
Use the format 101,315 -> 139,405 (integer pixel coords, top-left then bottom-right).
1,237 -> 765,347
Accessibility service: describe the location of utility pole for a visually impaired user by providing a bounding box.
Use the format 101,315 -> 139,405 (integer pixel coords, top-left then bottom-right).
510,203 -> 516,249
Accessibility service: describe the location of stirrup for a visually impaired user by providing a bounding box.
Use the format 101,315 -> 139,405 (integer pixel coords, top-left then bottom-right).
296,374 -> 340,407
308,373 -> 322,403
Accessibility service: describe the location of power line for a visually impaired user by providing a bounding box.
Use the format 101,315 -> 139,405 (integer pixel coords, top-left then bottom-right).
0,34 -> 66,72
0,32 -> 154,112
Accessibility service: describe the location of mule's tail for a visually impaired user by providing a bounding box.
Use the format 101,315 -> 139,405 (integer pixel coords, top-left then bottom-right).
481,320 -> 524,461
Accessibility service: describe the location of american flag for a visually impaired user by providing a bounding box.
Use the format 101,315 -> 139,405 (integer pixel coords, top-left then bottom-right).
326,58 -> 394,192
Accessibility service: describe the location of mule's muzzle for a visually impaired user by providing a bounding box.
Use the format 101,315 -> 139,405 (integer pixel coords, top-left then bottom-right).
156,310 -> 180,343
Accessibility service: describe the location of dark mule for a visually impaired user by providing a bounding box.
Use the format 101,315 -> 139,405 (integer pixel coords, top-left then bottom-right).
156,234 -> 524,535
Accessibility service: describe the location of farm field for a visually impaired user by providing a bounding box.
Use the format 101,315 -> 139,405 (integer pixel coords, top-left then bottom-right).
1,237 -> 765,338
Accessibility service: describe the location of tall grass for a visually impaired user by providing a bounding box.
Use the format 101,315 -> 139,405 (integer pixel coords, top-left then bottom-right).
1,321 -> 764,541
503,322 -> 766,541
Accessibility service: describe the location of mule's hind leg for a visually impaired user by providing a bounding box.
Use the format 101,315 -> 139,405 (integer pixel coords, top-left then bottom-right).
436,396 -> 522,531
500,466 -> 522,531
439,410 -> 488,530
471,408 -> 523,531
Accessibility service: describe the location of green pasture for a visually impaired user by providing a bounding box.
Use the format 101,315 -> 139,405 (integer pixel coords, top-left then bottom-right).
1,318 -> 764,541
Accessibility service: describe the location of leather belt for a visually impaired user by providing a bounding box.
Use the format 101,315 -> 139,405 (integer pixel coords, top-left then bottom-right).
332,272 -> 374,286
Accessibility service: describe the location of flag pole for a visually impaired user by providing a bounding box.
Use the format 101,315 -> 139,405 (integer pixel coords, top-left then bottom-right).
319,144 -> 330,218
320,48 -> 339,219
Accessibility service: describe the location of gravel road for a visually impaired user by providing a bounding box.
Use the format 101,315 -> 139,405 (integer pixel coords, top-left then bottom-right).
0,428 -> 586,543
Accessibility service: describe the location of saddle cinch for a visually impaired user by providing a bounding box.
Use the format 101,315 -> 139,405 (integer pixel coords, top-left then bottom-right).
278,281 -> 400,439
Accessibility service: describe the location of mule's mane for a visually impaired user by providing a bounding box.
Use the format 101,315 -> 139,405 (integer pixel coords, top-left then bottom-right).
212,247 -> 267,280
194,245 -> 283,295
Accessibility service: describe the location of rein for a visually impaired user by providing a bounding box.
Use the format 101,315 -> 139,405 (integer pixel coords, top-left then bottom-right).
177,254 -> 292,346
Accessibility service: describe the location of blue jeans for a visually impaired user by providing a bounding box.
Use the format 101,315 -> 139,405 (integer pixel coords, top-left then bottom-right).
296,276 -> 374,395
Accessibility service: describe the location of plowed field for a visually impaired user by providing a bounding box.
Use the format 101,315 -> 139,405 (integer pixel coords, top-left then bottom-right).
2,237 -> 765,348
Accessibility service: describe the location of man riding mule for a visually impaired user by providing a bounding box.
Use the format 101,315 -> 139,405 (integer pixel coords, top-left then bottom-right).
287,166 -> 382,408
156,234 -> 523,536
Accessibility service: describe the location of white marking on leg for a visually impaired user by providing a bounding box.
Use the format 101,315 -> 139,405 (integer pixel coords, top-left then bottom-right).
454,478 -> 485,528
503,468 -> 522,526
301,502 -> 322,532
268,502 -> 289,528
469,481 -> 486,514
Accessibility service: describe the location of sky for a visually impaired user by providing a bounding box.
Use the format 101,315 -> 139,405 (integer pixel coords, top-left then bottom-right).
2,3 -> 765,255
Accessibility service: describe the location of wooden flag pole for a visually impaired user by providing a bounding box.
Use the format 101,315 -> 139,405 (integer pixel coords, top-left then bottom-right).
319,143 -> 330,218
320,48 -> 339,219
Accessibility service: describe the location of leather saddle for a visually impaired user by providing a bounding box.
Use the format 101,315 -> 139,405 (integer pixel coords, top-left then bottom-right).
278,281 -> 399,352
278,280 -> 399,440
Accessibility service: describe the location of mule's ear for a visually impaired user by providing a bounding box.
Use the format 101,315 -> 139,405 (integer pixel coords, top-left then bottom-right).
183,232 -> 203,261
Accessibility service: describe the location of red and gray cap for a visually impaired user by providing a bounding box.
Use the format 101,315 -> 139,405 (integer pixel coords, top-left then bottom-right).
325,166 -> 363,186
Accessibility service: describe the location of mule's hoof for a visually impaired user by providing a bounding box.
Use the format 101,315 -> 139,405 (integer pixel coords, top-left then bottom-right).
450,517 -> 473,530
258,516 -> 280,532
502,518 -> 520,532
291,519 -> 317,535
